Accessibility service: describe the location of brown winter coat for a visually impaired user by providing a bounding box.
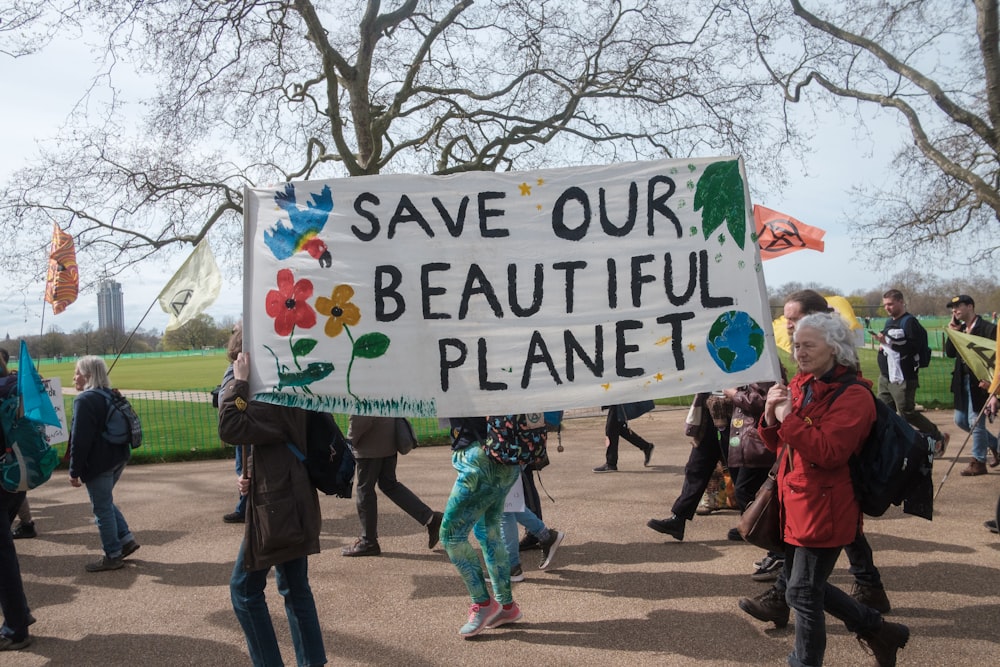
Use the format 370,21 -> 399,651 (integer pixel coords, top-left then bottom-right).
218,379 -> 321,571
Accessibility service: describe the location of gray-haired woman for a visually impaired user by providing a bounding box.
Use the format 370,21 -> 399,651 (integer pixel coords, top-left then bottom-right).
68,356 -> 139,572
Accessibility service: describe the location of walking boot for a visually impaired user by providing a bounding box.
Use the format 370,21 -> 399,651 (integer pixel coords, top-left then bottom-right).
646,515 -> 685,541
857,619 -> 910,667
738,585 -> 790,628
852,582 -> 891,614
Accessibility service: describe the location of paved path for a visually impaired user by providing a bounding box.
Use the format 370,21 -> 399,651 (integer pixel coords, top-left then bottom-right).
6,408 -> 998,666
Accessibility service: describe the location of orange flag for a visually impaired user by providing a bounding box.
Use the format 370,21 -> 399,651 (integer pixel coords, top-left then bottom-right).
754,205 -> 826,260
44,223 -> 79,314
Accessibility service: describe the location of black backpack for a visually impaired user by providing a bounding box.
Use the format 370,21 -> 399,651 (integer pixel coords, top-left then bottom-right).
288,411 -> 355,498
900,314 -> 932,368
97,388 -> 143,449
829,378 -> 934,519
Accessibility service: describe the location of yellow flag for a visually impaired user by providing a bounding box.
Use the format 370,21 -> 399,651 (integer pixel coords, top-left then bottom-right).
944,328 -> 996,385
772,295 -> 860,353
158,240 -> 223,332
989,327 -> 1000,395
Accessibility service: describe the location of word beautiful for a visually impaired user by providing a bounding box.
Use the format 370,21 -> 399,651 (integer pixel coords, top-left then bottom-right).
346,176 -> 739,393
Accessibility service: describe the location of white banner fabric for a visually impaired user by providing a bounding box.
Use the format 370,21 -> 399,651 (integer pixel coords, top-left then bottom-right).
244,157 -> 781,417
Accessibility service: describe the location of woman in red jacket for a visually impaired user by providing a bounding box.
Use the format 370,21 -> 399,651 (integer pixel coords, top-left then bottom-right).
760,312 -> 909,667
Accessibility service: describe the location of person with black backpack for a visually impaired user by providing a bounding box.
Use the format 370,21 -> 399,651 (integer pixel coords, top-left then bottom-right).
874,289 -> 950,458
68,356 -> 140,573
757,312 -> 909,667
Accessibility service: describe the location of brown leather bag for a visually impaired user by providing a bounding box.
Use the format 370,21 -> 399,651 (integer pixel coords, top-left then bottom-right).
738,451 -> 786,553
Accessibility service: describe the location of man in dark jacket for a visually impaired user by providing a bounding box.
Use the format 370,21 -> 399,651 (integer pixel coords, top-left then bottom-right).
874,289 -> 949,457
944,294 -> 999,476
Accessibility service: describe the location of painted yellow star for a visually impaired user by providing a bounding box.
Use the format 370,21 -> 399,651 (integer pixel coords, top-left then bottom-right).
654,373 -> 663,381
536,178 -> 544,186
536,204 -> 543,211
519,182 -> 532,196
654,336 -> 672,346
601,383 -> 611,391
687,343 -> 696,351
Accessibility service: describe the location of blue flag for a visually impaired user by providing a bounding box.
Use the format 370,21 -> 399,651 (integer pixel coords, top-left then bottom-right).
16,341 -> 61,428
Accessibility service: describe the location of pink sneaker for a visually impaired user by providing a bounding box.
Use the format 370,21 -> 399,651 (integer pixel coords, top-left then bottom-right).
459,599 -> 501,638
487,602 -> 522,628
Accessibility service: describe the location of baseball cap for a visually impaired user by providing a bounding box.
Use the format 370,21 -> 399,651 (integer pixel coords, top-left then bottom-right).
946,294 -> 974,309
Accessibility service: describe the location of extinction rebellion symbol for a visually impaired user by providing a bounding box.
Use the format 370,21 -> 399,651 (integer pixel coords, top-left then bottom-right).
169,289 -> 194,316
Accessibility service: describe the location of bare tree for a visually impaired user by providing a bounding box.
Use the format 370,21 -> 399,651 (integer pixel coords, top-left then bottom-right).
741,0 -> 1000,266
162,313 -> 218,351
1,0 -> 783,289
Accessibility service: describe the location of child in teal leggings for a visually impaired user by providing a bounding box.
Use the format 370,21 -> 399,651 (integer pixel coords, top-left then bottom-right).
441,424 -> 521,639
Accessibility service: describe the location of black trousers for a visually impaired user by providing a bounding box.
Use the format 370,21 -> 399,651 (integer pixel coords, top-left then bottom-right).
604,409 -> 653,466
670,428 -> 729,520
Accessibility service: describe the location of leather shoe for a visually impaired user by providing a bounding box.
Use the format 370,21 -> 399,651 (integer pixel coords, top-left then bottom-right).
985,519 -> 998,534
960,460 -> 988,476
647,515 -> 685,541
592,463 -> 617,473
341,538 -> 381,557
989,449 -> 1000,468
643,445 -> 655,467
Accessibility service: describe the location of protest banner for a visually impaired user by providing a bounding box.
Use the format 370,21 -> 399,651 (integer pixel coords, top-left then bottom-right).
243,157 -> 781,417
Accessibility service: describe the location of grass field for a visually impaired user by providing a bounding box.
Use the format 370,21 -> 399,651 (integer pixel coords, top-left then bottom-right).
36,350 -> 230,391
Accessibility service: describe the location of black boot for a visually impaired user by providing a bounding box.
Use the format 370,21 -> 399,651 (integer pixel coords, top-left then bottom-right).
857,619 -> 910,667
738,585 -> 790,628
646,515 -> 685,541
852,582 -> 891,614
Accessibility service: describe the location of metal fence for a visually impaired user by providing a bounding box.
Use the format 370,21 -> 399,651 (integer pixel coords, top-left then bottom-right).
55,391 -> 455,463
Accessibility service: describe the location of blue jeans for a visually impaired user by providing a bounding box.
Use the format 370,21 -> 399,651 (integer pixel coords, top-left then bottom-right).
230,541 -> 326,667
954,375 -> 998,462
785,545 -> 881,667
500,509 -> 548,569
84,461 -> 134,558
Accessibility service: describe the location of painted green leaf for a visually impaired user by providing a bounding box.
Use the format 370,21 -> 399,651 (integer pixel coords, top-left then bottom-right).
292,338 -> 318,357
353,332 -> 390,359
693,160 -> 746,250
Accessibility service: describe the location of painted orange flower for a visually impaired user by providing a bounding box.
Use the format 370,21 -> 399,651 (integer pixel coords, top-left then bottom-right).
315,284 -> 361,338
265,268 -> 316,336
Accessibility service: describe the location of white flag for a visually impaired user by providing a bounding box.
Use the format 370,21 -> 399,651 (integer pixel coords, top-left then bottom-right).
158,239 -> 223,332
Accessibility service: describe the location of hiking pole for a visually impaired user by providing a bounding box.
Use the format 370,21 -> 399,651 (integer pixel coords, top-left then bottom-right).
934,399 -> 992,499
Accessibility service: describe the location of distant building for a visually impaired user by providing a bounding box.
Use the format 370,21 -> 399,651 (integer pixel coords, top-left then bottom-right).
97,279 -> 125,332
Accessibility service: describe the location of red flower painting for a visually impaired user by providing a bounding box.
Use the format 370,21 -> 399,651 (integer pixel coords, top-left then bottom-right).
265,268 -> 316,336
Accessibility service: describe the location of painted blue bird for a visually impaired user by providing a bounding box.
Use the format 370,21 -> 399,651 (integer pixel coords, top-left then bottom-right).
264,183 -> 334,267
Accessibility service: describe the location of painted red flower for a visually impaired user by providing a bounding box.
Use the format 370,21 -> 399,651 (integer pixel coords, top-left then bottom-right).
265,268 -> 316,336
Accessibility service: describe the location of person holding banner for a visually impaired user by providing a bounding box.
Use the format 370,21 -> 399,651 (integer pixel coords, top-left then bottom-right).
944,294 -> 999,476
757,312 -> 909,667
218,352 -> 327,667
740,290 -> 892,627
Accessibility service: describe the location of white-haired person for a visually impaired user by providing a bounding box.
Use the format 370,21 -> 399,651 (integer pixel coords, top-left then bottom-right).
758,312 -> 908,667
68,356 -> 140,572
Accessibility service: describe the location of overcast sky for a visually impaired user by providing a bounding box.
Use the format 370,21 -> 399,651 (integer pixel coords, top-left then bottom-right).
0,35 -> 916,340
